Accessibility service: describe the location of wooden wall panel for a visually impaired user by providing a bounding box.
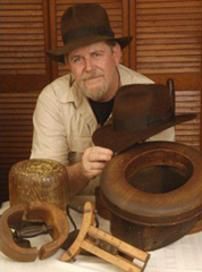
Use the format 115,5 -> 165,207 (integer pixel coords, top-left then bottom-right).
134,0 -> 202,74
129,0 -> 202,150
0,0 -> 51,91
175,90 -> 200,149
0,93 -> 38,203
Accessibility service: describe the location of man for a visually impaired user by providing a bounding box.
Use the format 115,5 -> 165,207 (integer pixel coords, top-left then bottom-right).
30,3 -> 174,198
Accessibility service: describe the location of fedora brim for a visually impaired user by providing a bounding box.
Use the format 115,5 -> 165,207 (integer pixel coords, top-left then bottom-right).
47,36 -> 132,63
92,113 -> 196,154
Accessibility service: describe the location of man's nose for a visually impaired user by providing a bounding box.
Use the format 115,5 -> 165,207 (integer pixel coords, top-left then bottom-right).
84,57 -> 94,71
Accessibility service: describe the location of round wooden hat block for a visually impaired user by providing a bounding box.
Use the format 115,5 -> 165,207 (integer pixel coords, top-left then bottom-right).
9,159 -> 70,210
100,141 -> 202,250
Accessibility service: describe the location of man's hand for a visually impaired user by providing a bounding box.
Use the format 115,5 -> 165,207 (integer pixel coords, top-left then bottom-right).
81,146 -> 113,179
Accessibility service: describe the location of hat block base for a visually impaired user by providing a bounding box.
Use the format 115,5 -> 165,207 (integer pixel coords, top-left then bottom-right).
110,213 -> 198,251
99,142 -> 202,251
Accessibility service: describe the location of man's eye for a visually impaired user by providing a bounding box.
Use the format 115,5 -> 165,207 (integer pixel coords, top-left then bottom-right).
72,58 -> 81,63
93,52 -> 102,58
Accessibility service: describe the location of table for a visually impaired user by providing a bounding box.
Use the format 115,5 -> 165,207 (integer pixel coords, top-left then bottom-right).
0,201 -> 201,272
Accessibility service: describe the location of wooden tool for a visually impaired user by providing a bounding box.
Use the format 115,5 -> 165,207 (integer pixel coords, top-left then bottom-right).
60,201 -> 150,272
0,201 -> 69,261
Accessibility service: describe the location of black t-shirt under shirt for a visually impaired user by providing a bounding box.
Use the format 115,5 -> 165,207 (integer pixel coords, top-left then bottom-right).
88,98 -> 114,126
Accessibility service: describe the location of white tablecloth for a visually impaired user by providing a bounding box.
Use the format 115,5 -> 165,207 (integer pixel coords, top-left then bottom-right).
0,201 -> 201,272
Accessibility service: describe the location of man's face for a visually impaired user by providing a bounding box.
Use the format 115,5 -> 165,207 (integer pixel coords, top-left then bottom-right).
67,42 -> 121,102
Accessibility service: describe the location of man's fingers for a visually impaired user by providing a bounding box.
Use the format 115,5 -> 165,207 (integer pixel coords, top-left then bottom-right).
88,161 -> 106,171
81,146 -> 113,179
87,146 -> 113,162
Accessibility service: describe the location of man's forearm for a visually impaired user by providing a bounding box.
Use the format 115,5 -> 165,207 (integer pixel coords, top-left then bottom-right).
66,162 -> 90,198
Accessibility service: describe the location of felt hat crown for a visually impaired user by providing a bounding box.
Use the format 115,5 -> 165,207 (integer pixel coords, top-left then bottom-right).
93,82 -> 196,153
47,3 -> 132,63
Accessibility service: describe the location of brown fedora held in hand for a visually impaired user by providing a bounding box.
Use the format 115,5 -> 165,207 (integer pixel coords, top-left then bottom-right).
93,83 -> 196,153
47,3 -> 132,63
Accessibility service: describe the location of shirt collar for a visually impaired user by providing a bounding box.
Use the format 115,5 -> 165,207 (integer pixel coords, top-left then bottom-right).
56,74 -> 84,108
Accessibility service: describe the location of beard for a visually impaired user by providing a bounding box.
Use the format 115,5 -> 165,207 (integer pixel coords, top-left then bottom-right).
76,70 -> 109,101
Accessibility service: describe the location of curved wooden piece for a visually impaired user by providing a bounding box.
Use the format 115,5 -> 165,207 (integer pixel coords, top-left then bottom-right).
0,204 -> 38,261
59,201 -> 94,261
0,201 -> 69,261
26,202 -> 69,259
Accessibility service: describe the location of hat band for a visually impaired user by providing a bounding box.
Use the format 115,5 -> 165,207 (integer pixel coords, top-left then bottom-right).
63,26 -> 115,44
114,114 -> 172,132
114,117 -> 148,131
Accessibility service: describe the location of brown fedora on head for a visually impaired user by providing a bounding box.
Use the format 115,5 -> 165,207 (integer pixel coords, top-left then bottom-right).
92,83 -> 196,153
47,3 -> 132,63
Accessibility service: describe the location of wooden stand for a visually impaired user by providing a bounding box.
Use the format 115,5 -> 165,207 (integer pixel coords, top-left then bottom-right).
60,201 -> 150,272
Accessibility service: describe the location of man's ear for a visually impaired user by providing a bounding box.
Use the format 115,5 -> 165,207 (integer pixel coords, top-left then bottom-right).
112,43 -> 122,65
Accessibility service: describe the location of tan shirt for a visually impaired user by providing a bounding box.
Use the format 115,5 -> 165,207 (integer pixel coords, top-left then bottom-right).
31,64 -> 175,165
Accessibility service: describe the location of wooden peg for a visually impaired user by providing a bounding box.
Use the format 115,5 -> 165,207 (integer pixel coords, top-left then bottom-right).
60,201 -> 150,272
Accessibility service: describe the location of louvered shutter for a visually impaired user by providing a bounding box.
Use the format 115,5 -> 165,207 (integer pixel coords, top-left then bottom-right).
0,0 -> 51,91
0,1 -> 49,202
129,0 -> 202,150
48,0 -> 130,78
0,93 -> 38,203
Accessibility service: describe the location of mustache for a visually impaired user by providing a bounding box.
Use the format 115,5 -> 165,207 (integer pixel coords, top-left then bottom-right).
81,70 -> 104,81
